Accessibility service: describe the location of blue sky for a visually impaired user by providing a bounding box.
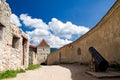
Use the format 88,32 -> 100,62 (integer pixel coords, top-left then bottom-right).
6,0 -> 116,48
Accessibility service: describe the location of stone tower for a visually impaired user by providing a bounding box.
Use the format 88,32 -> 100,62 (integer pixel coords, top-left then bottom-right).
37,39 -> 50,64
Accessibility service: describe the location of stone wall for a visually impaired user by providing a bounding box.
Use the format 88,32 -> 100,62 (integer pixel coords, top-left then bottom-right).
0,0 -> 29,71
47,44 -> 80,65
37,46 -> 50,64
29,51 -> 38,65
29,46 -> 38,65
29,39 -> 50,65
47,1 -> 120,65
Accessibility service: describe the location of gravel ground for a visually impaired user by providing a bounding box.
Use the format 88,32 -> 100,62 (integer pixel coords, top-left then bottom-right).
4,64 -> 120,80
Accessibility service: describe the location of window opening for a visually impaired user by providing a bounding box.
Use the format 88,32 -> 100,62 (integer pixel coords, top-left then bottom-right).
12,36 -> 19,49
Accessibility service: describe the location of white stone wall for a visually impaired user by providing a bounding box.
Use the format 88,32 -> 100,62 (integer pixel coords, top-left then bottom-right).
29,47 -> 38,65
37,46 -> 50,64
29,52 -> 38,65
0,0 -> 29,71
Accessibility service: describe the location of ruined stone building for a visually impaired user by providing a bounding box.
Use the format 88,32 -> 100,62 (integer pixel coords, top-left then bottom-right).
29,39 -> 50,64
0,0 -> 29,71
47,0 -> 120,65
29,45 -> 38,65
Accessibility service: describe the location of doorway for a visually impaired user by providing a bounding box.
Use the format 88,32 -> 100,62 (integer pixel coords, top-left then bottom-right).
22,37 -> 27,65
59,52 -> 61,64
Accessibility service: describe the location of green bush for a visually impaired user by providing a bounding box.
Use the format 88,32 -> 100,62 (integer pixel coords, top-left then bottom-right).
27,64 -> 40,70
0,69 -> 25,79
0,70 -> 16,79
16,69 -> 26,73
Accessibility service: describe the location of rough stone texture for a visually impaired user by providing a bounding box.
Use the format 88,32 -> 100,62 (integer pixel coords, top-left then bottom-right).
29,40 -> 50,65
29,45 -> 38,65
47,1 -> 120,65
37,46 -> 50,64
0,0 -> 29,71
37,39 -> 50,64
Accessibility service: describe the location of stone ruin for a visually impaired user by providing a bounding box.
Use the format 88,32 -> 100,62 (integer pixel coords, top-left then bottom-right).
0,0 -> 29,71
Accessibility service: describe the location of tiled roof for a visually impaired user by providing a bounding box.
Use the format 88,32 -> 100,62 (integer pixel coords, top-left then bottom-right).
29,45 -> 36,49
38,39 -> 50,47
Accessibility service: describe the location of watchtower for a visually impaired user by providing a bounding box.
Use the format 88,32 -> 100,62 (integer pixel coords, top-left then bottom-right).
37,39 -> 50,64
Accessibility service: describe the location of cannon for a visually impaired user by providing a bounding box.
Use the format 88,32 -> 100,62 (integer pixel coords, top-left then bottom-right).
88,47 -> 109,72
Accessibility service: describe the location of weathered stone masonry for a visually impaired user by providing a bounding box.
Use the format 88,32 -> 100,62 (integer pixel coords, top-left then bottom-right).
47,0 -> 120,65
29,39 -> 50,65
29,45 -> 38,65
0,0 -> 29,71
37,39 -> 50,64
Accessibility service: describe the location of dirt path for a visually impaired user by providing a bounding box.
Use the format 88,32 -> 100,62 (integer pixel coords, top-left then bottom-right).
4,64 -> 120,80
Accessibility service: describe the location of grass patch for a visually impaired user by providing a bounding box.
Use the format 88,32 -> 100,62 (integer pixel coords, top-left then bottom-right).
0,64 -> 40,79
0,69 -> 25,79
16,69 -> 26,73
27,64 -> 40,70
0,70 -> 16,79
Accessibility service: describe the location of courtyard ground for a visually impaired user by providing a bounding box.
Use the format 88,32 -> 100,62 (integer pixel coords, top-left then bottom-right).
5,64 -> 120,80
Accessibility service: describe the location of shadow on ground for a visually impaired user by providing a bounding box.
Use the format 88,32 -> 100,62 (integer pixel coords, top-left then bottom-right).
60,63 -> 120,80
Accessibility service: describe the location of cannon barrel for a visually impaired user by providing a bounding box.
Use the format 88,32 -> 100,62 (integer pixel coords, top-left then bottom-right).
88,47 -> 109,72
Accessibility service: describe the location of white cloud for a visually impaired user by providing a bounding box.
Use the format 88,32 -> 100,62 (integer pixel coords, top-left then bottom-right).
20,14 -> 49,30
20,14 -> 90,48
49,18 -> 89,39
27,33 -> 72,48
47,35 -> 72,48
10,14 -> 21,27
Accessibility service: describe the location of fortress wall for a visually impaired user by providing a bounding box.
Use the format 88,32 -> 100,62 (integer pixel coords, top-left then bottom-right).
47,1 -> 120,65
75,0 -> 120,64
47,47 -> 65,65
0,0 -> 29,71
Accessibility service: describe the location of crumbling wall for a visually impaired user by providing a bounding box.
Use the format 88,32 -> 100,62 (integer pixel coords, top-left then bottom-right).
29,46 -> 38,65
0,0 -> 29,71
